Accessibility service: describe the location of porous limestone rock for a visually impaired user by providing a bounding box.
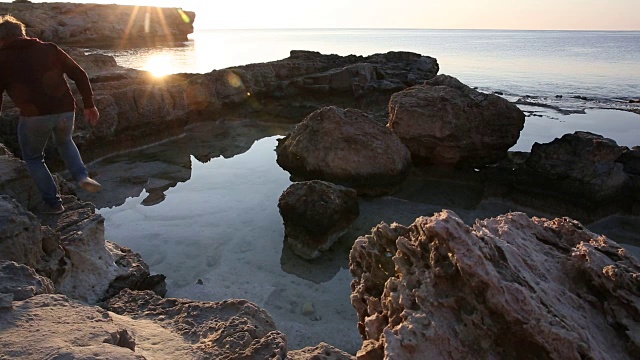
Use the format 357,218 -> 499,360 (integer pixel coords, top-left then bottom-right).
0,260 -> 54,301
349,210 -> 640,360
287,342 -> 356,360
0,149 -> 41,209
276,106 -> 412,195
0,196 -> 43,268
388,74 -> 525,166
278,180 -> 359,259
106,289 -> 288,359
0,294 -> 142,360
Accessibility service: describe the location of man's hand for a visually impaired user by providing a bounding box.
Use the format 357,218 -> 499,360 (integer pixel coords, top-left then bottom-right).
84,107 -> 99,127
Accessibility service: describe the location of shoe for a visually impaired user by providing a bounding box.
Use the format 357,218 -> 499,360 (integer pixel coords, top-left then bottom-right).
78,177 -> 102,193
42,203 -> 65,215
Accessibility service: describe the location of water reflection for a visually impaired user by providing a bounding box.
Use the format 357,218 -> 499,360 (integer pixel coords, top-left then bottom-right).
89,113 -> 640,352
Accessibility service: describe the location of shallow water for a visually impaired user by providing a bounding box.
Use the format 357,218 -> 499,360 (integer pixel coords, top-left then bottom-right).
89,108 -> 640,352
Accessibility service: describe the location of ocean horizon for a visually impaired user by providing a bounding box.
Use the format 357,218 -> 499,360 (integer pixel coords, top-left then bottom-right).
96,28 -> 640,104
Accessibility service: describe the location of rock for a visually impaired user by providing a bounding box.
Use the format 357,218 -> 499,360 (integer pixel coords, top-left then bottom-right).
525,131 -> 630,201
278,180 -> 360,259
0,3 -> 195,47
349,210 -> 640,359
276,107 -> 412,195
388,74 -> 525,166
103,241 -> 168,300
0,294 -> 143,360
301,302 -> 315,316
287,342 -> 356,360
0,150 -> 41,209
0,196 -> 44,269
0,293 -> 12,309
0,261 -> 54,301
106,289 -> 287,359
618,146 -> 640,175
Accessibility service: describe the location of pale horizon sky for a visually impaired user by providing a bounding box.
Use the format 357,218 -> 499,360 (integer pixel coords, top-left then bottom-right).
26,0 -> 640,31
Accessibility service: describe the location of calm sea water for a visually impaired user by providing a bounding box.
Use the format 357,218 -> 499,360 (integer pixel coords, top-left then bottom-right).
98,29 -> 640,101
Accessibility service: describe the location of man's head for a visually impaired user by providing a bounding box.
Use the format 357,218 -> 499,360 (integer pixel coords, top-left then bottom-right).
0,15 -> 26,45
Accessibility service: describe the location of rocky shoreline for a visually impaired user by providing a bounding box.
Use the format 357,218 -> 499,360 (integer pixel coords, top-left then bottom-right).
2,4 -> 640,359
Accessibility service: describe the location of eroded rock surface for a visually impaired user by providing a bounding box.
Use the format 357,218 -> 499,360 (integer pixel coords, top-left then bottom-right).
388,74 -> 525,166
0,294 -> 143,360
278,180 -> 360,259
106,289 -> 288,359
350,210 -> 640,360
276,106 -> 411,195
287,342 -> 356,360
0,3 -> 195,47
0,260 -> 54,301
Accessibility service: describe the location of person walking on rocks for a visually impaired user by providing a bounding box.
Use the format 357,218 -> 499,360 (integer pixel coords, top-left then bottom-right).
0,15 -> 102,214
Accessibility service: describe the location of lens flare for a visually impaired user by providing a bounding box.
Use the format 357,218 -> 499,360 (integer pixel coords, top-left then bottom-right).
144,54 -> 174,77
177,9 -> 191,24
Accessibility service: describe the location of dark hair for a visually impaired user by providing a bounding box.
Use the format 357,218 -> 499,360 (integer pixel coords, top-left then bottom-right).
0,15 -> 26,42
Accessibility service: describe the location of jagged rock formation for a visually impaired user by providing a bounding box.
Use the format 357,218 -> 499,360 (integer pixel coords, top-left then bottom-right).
276,106 -> 412,195
0,2 -> 195,47
278,180 -> 360,259
388,75 -> 525,166
349,210 -> 640,360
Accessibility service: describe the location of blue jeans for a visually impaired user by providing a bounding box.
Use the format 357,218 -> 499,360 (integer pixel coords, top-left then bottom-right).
18,112 -> 88,206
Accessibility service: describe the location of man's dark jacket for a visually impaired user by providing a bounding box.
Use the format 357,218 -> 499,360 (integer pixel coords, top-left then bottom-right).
0,37 -> 95,116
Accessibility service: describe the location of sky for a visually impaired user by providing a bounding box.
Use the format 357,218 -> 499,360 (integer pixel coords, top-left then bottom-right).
26,0 -> 640,31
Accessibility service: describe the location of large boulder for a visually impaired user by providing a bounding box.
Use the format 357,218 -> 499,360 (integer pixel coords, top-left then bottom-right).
350,211 -> 640,359
525,131 -> 631,201
276,106 -> 412,195
278,180 -> 359,259
388,74 -> 525,166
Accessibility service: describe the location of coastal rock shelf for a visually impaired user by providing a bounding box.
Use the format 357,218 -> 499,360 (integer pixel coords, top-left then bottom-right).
350,211 -> 640,359
0,2 -> 195,47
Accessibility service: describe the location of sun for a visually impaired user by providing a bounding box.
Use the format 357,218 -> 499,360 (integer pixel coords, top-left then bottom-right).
144,54 -> 174,77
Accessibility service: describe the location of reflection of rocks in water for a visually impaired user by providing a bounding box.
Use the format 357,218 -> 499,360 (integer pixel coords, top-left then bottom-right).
141,189 -> 166,206
279,237 -> 350,284
85,120 -> 291,209
393,166 -> 486,210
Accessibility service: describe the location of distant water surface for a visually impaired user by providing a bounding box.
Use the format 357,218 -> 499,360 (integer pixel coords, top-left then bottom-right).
96,29 -> 640,102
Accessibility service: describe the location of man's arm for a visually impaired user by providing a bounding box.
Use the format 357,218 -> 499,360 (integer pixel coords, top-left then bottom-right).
56,45 -> 99,125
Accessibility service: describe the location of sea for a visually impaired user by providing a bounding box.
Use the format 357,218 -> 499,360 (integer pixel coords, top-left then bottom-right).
87,29 -> 640,353
97,28 -> 640,103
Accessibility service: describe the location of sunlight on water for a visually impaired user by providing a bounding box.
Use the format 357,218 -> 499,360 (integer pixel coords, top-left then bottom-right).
143,53 -> 175,77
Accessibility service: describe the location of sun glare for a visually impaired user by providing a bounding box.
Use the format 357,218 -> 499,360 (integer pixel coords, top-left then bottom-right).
144,54 -> 174,77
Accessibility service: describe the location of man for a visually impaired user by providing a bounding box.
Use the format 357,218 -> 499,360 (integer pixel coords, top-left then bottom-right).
0,15 -> 102,214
